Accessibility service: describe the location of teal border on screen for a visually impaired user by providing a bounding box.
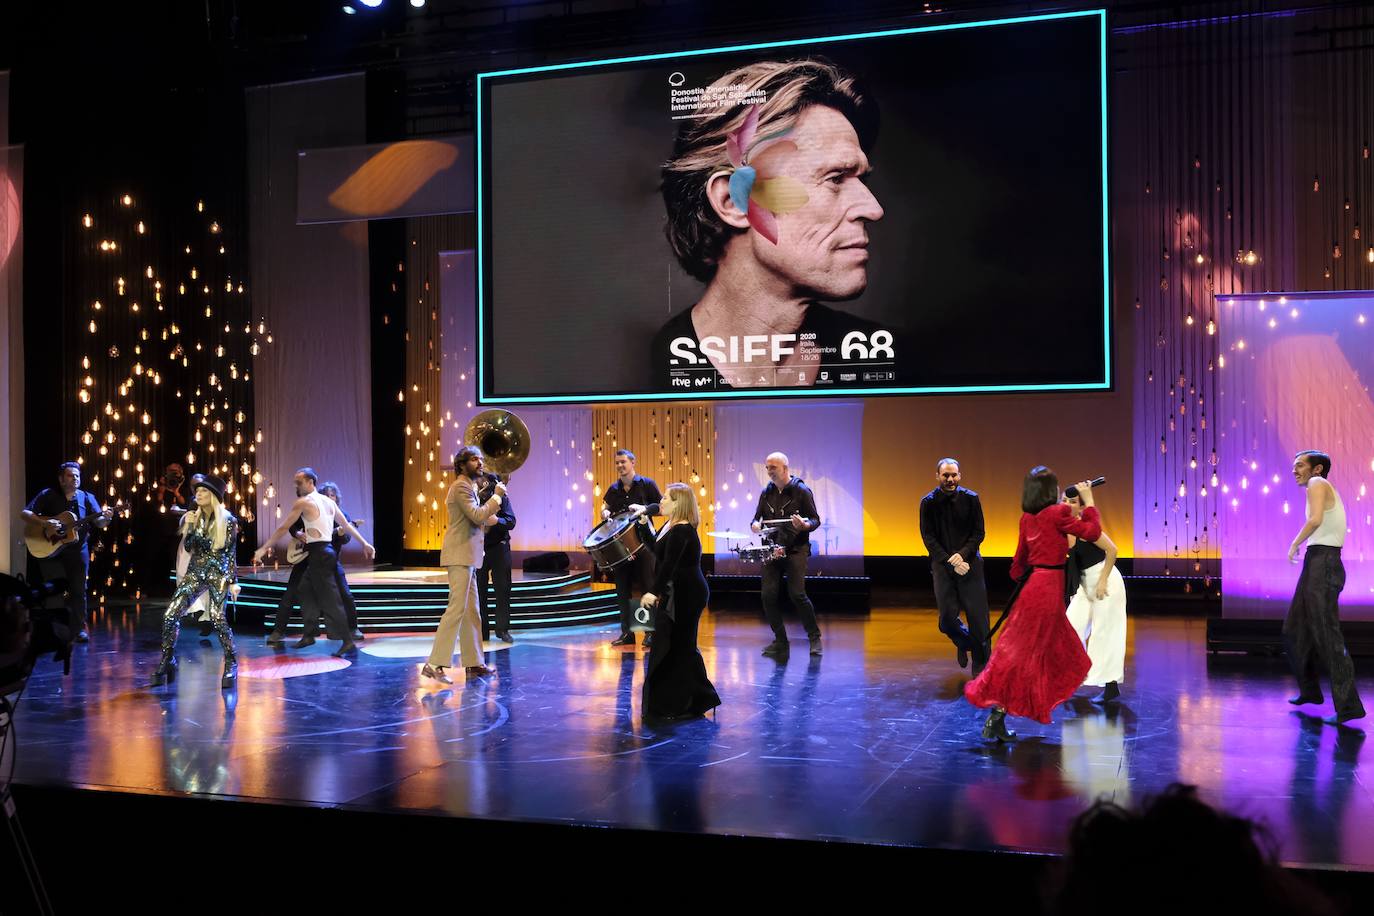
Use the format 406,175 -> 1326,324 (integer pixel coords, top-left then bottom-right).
476,8 -> 1110,403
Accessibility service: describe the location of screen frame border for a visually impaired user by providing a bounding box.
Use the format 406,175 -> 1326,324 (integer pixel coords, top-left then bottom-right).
476,8 -> 1111,404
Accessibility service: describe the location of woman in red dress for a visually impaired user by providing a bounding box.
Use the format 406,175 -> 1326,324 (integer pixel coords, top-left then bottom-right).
965,467 -> 1101,741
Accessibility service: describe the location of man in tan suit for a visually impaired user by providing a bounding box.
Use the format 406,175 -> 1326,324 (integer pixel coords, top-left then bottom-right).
423,445 -> 506,682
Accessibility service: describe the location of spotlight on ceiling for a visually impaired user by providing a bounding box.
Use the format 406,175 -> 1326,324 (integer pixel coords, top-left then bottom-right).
342,4 -> 357,13
359,0 -> 385,7
410,0 -> 426,7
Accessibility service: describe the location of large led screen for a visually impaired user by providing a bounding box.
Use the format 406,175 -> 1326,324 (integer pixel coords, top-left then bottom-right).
478,10 -> 1109,403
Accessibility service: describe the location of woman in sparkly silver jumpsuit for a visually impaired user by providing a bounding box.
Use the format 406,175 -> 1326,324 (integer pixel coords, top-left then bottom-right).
150,474 -> 239,689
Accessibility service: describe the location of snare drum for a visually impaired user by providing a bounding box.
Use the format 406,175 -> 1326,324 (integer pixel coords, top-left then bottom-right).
735,545 -> 775,564
584,510 -> 653,570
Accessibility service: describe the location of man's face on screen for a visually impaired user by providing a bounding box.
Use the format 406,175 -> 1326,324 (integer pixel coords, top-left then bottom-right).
751,105 -> 883,301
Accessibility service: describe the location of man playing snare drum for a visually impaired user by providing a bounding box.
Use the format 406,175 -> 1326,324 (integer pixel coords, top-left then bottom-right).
601,449 -> 662,647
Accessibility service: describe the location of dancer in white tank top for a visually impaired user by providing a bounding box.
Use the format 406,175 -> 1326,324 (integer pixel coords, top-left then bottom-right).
254,467 -> 374,657
301,490 -> 338,543
1284,450 -> 1364,725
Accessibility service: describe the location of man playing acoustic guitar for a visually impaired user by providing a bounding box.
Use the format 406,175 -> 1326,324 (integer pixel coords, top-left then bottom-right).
20,461 -> 113,644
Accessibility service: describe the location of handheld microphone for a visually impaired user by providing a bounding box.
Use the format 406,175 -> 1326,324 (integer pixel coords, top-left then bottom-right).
632,604 -> 656,633
1064,476 -> 1107,499
479,472 -> 502,501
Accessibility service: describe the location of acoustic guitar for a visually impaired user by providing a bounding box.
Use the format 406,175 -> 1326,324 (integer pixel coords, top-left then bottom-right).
285,539 -> 309,565
284,518 -> 364,565
25,509 -> 110,560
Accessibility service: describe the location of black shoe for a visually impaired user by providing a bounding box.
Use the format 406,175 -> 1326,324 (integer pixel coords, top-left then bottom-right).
610,633 -> 635,647
1324,708 -> 1366,726
149,655 -> 178,686
266,630 -> 286,646
957,645 -> 968,668
293,636 -> 317,649
198,620 -> 214,638
1289,692 -> 1324,706
496,631 -> 514,643
982,707 -> 1016,742
332,641 -> 358,658
761,639 -> 790,659
809,636 -> 822,657
350,628 -> 365,641
1093,681 -> 1121,705
75,629 -> 90,644
221,657 -> 238,689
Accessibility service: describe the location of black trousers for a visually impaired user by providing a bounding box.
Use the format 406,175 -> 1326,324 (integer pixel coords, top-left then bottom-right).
478,541 -> 512,638
613,548 -> 656,636
297,543 -> 350,640
1284,546 -> 1365,720
932,556 -> 991,662
335,562 -> 358,631
761,549 -> 820,641
271,561 -> 308,633
289,555 -> 358,635
38,547 -> 89,637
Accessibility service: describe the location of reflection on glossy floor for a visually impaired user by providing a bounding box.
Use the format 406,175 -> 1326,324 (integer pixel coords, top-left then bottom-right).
10,602 -> 1372,870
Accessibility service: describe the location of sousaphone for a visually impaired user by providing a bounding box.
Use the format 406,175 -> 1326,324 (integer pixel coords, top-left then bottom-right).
463,409 -> 531,480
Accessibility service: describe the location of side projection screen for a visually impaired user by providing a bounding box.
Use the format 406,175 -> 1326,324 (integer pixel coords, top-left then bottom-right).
477,10 -> 1109,403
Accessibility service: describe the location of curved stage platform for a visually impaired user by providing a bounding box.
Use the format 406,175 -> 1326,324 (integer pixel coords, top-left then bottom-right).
232,564 -> 874,633
235,565 -> 620,632
4,598 -> 1371,908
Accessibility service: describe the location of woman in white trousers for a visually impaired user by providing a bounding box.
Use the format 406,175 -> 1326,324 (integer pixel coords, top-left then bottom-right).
1065,487 -> 1127,703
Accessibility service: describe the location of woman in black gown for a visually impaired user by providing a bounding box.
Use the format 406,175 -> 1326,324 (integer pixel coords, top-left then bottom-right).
640,482 -> 721,720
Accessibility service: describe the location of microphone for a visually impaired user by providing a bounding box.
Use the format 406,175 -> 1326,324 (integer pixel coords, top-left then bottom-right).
1063,476 -> 1106,500
479,472 -> 501,500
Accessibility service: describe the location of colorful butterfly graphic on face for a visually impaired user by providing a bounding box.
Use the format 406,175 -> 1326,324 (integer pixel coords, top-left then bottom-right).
723,105 -> 809,245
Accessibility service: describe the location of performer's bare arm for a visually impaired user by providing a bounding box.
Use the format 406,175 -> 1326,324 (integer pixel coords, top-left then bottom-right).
334,513 -> 375,559
1092,531 -> 1118,599
253,497 -> 310,562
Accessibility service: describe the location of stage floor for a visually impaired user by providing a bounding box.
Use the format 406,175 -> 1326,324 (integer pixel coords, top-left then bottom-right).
7,600 -> 1372,871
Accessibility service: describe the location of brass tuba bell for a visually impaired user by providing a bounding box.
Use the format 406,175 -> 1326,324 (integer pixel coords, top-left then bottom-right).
463,409 -> 530,479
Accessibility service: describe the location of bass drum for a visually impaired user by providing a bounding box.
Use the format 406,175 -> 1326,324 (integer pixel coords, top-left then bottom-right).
583,510 -> 652,570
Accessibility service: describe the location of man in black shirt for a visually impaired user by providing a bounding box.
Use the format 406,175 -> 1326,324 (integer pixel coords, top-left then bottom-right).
21,461 -> 113,643
477,473 -> 517,643
919,458 -> 991,675
601,449 -> 661,647
753,451 -> 822,659
272,481 -> 367,646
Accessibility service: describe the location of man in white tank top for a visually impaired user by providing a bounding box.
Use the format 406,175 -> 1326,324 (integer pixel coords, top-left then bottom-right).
254,467 -> 374,657
1284,450 -> 1365,725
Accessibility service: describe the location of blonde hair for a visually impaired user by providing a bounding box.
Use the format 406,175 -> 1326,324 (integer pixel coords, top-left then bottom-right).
661,58 -> 877,281
663,482 -> 700,528
181,494 -> 230,551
